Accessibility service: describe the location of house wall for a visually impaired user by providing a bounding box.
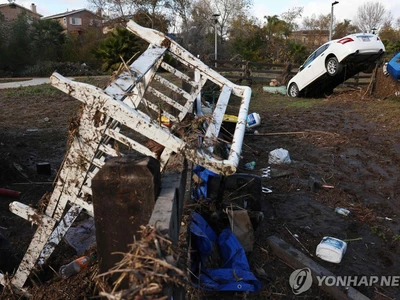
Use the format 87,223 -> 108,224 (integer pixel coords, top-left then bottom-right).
0,4 -> 40,22
288,31 -> 329,49
54,10 -> 102,34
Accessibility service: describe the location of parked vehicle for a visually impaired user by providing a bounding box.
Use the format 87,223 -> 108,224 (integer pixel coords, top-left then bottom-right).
287,33 -> 385,97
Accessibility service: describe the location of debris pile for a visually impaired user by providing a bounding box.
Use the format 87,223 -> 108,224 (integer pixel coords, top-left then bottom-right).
97,226 -> 188,299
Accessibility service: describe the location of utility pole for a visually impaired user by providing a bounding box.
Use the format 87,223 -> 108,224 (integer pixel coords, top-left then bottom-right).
212,13 -> 220,68
329,1 -> 339,40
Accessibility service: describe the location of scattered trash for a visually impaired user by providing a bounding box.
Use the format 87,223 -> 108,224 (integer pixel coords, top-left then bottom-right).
383,62 -> 389,76
12,163 -> 29,180
334,207 -> 352,217
65,217 -> 96,255
261,186 -> 272,194
243,161 -> 256,170
158,115 -> 171,127
377,216 -> 393,221
285,226 -> 313,257
316,237 -> 347,264
246,113 -> 261,128
44,117 -> 50,122
226,208 -> 254,252
269,79 -> 279,87
268,148 -> 291,164
0,188 -> 21,198
262,86 -> 287,95
322,184 -> 334,189
36,162 -> 51,175
343,237 -> 362,242
26,129 -> 40,132
308,174 -> 334,193
261,167 -> 271,178
59,255 -> 96,279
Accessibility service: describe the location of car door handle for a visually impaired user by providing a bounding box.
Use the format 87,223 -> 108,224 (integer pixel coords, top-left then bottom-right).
321,54 -> 324,57
308,65 -> 312,68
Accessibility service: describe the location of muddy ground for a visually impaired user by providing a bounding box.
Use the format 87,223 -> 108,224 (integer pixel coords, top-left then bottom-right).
0,70 -> 400,299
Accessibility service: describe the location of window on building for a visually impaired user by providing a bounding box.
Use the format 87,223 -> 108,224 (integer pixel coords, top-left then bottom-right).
70,17 -> 82,25
90,19 -> 99,26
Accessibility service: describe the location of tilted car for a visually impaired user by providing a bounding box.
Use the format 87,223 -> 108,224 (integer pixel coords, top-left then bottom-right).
287,33 -> 385,98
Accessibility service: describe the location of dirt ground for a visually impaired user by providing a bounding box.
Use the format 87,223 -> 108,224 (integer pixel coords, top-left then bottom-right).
1,69 -> 400,299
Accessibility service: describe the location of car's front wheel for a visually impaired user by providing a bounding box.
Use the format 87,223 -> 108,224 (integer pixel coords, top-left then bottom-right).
326,57 -> 341,76
288,83 -> 299,97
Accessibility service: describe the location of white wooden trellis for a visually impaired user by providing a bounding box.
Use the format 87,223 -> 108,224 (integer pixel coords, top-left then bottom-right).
0,20 -> 252,289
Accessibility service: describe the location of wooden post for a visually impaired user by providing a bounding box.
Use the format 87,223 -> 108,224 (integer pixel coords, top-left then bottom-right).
92,156 -> 161,279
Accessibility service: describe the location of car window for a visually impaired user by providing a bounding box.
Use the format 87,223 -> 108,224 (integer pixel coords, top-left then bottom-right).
301,44 -> 330,70
302,52 -> 316,69
315,44 -> 330,57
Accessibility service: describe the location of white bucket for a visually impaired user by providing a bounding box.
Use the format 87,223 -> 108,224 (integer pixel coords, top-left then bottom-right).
247,113 -> 261,128
316,236 -> 347,263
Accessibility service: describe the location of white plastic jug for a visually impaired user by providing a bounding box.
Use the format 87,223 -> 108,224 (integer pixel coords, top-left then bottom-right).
316,236 -> 347,263
247,113 -> 261,128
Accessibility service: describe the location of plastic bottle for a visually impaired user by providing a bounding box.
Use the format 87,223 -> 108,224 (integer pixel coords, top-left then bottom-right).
246,113 -> 261,128
59,255 -> 94,279
244,161 -> 256,170
334,207 -> 351,216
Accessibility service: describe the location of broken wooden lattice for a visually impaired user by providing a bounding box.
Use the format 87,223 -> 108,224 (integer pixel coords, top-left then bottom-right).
0,20 -> 251,289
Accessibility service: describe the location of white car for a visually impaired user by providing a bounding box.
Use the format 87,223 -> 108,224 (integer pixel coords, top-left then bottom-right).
287,33 -> 385,97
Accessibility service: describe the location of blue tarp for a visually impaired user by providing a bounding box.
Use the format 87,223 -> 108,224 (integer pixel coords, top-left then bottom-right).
192,165 -> 219,201
190,212 -> 261,292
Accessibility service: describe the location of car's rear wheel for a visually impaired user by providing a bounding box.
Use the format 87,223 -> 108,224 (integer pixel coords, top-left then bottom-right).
326,57 -> 341,76
288,83 -> 299,97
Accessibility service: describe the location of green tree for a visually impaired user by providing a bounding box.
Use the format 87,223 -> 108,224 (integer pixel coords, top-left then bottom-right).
62,27 -> 104,69
93,27 -> 145,71
31,19 -> 66,62
4,12 -> 32,73
264,15 -> 290,40
0,12 -> 8,74
379,20 -> 400,56
229,15 -> 266,61
286,40 -> 308,64
332,19 -> 359,39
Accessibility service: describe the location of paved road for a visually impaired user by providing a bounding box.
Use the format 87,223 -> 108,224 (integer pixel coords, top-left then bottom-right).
0,78 -> 51,89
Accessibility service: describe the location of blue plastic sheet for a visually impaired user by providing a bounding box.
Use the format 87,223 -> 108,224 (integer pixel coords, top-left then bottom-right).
192,165 -> 219,201
190,212 -> 261,292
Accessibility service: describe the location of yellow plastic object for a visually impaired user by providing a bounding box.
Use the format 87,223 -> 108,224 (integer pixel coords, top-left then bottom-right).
158,116 -> 171,127
223,114 -> 238,123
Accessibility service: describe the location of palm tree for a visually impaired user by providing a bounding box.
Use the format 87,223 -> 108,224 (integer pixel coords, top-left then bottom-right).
93,27 -> 144,71
31,19 -> 66,61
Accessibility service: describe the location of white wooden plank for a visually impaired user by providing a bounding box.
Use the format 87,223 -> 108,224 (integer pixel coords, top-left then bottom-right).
204,85 -> 232,149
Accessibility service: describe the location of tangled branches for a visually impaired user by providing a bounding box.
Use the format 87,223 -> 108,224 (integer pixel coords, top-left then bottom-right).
97,226 -> 188,300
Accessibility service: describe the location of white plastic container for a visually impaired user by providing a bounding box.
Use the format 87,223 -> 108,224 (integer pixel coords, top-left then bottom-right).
247,113 -> 261,128
316,236 -> 347,263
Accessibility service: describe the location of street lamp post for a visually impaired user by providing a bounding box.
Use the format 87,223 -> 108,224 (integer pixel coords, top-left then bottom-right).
329,1 -> 339,40
212,13 -> 220,68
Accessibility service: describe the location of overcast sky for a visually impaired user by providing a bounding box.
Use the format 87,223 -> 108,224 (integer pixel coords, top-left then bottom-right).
15,0 -> 400,26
